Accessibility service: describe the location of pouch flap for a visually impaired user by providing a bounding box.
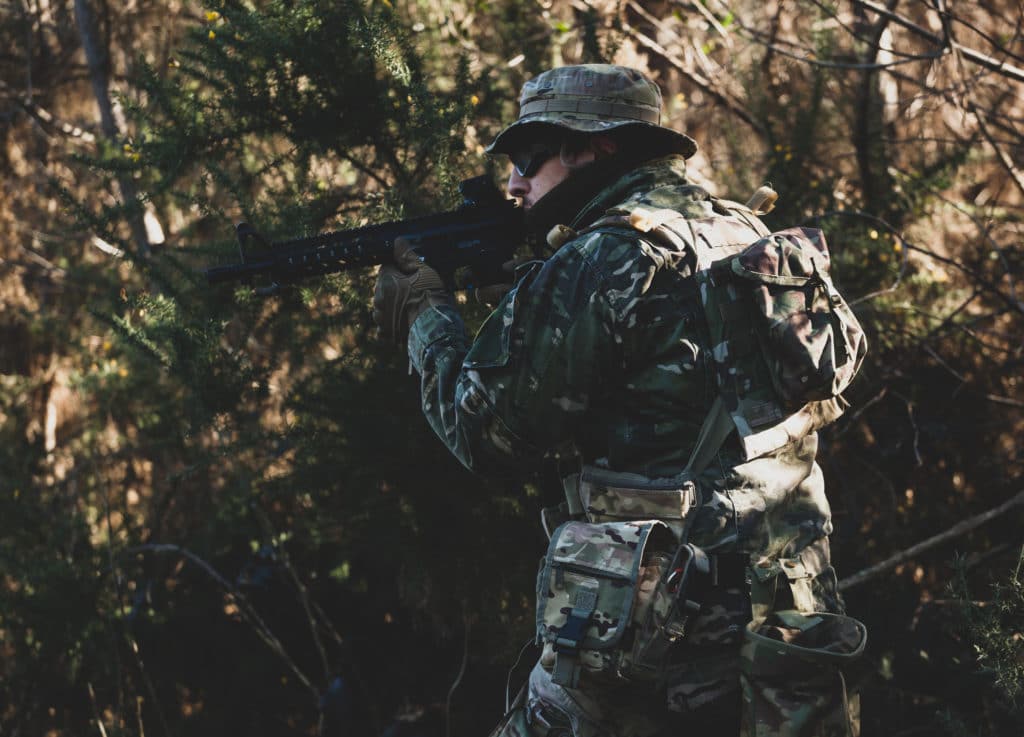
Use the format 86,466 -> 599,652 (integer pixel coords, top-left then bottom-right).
730,228 -> 830,286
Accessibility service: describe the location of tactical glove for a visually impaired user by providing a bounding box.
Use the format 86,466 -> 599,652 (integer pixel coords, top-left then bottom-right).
472,259 -> 517,308
372,238 -> 451,346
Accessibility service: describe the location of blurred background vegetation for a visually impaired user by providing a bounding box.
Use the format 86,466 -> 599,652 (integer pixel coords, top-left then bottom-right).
1,1 -> 1022,735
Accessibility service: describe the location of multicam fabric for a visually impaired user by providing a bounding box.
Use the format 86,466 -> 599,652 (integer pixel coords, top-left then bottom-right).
577,466 -> 699,538
537,521 -> 680,684
407,155 -> 856,732
486,64 -> 697,159
740,611 -> 866,737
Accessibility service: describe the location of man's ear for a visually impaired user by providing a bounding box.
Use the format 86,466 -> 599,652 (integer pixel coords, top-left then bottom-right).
590,134 -> 618,157
560,134 -> 618,168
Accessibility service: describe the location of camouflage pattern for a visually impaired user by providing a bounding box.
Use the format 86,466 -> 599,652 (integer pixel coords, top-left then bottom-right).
696,227 -> 868,459
577,466 -> 699,538
486,64 -> 697,159
407,154 -> 857,733
740,611 -> 866,737
733,227 -> 868,403
537,521 -> 681,684
487,661 -> 673,737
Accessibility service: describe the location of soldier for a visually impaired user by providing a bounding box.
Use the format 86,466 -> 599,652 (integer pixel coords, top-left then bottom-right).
373,64 -> 865,737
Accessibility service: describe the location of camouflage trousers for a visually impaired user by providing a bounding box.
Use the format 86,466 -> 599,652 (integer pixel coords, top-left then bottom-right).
488,660 -> 742,737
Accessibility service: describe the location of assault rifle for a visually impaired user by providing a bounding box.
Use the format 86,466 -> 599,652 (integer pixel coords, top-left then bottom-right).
204,176 -> 525,293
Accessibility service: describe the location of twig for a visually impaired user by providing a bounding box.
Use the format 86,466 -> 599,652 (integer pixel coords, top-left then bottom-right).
619,20 -> 764,134
129,543 -> 319,700
891,391 -> 923,467
252,507 -> 331,682
445,607 -> 471,737
983,393 -> 1024,409
0,79 -> 97,143
135,695 -> 146,737
935,0 -> 1024,201
835,385 -> 888,437
73,0 -> 153,256
838,490 -> 1024,591
852,0 -> 1024,83
87,682 -> 110,737
814,208 -> 1024,319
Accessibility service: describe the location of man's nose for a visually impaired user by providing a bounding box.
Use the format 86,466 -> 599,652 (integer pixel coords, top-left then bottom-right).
507,168 -> 529,200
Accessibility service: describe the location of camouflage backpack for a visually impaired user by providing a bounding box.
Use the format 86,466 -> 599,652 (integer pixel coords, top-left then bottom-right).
598,192 -> 868,462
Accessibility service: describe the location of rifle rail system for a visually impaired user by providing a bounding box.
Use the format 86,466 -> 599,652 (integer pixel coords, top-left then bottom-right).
204,176 -> 524,293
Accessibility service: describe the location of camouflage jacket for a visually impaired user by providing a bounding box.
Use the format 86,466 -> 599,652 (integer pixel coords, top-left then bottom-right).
407,155 -> 839,611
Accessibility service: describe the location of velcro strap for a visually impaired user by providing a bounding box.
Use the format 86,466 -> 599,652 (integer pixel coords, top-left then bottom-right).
554,587 -> 597,650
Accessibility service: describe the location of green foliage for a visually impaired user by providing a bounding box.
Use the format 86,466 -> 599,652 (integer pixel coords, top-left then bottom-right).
933,550 -> 1024,736
4,2 -> 1023,736
0,2 -> 546,734
955,551 -> 1024,712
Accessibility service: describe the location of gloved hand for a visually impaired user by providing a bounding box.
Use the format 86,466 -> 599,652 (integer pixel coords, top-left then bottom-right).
472,259 -> 517,308
372,238 -> 451,346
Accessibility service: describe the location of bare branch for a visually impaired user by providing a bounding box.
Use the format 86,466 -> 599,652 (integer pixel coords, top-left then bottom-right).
618,20 -> 764,134
129,543 -> 319,700
891,390 -> 923,467
852,0 -> 1024,84
74,0 -> 153,257
838,491 -> 1024,591
251,506 -> 331,683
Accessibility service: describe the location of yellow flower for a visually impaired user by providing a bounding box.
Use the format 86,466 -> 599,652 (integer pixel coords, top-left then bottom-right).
205,11 -> 221,22
893,241 -> 903,254
869,229 -> 879,240
470,94 -> 480,106
208,29 -> 216,40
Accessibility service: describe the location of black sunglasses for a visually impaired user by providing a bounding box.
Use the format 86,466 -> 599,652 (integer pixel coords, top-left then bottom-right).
509,141 -> 562,177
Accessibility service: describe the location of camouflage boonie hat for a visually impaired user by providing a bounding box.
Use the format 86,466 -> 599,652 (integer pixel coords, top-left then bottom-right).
487,64 -> 697,159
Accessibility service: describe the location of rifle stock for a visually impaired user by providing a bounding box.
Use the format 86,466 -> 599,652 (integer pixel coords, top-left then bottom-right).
204,176 -> 525,291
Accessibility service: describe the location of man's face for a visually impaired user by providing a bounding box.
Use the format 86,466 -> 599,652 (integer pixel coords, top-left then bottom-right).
505,140 -> 572,210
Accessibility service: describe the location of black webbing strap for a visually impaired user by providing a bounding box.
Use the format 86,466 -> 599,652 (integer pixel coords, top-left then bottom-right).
551,586 -> 598,688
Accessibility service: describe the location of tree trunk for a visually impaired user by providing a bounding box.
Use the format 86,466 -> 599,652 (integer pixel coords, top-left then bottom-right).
74,0 -> 153,257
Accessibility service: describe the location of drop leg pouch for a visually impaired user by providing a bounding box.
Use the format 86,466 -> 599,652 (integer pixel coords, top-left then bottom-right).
739,610 -> 866,737
536,520 -> 680,687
